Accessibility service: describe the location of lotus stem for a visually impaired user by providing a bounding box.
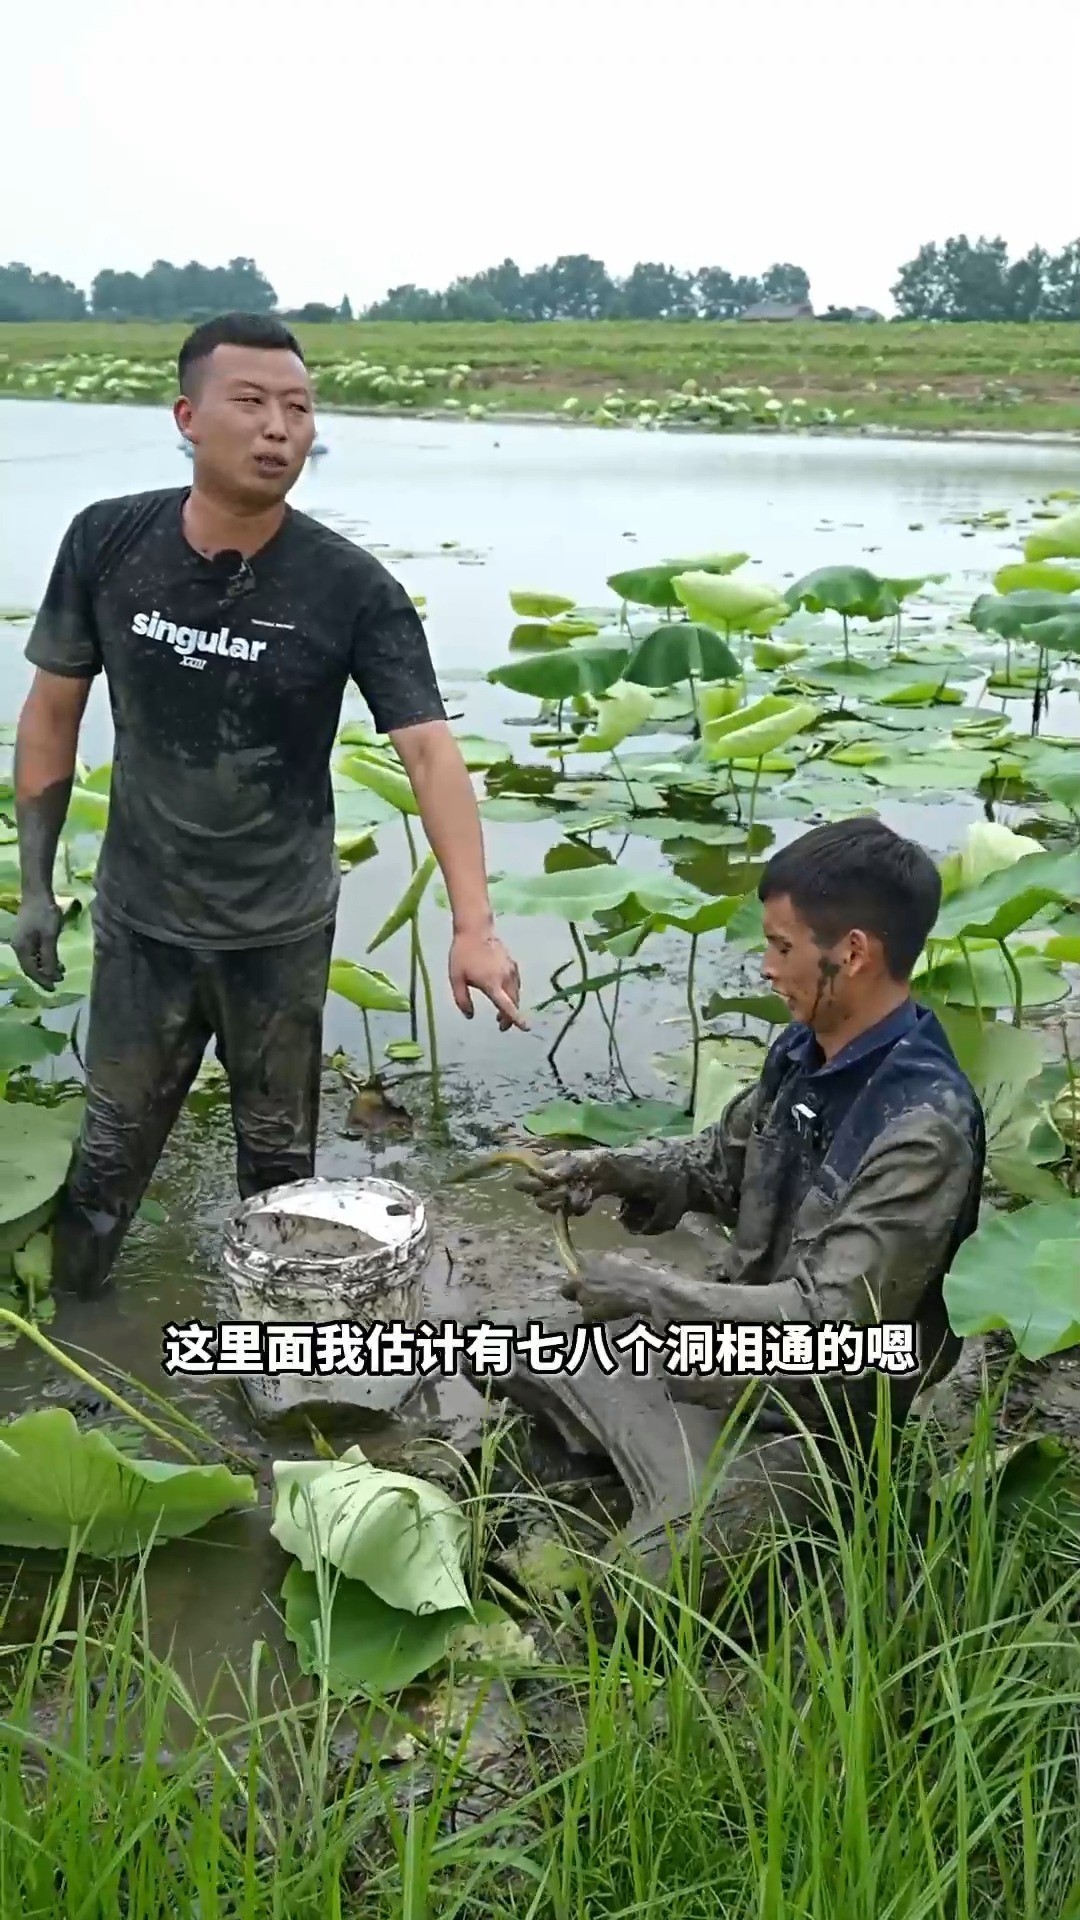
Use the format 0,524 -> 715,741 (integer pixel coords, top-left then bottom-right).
361,1010 -> 377,1082
609,749 -> 638,815
747,759 -> 764,834
999,939 -> 1025,1029
413,936 -> 442,1116
402,817 -> 421,1043
552,1208 -> 582,1278
42,1528 -> 81,1653
0,1310 -> 200,1462
547,920 -> 589,1078
957,938 -> 985,1030
687,934 -> 702,1115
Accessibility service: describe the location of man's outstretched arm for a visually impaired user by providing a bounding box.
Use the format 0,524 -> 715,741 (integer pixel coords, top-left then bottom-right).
561,1108 -> 979,1366
517,1079 -> 763,1236
390,718 -> 525,1032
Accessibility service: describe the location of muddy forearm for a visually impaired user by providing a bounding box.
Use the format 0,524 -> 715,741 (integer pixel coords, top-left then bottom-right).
603,1084 -> 760,1229
14,704 -> 80,899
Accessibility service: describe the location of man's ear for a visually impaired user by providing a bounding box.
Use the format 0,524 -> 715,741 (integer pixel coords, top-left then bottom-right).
846,927 -> 876,975
174,395 -> 193,440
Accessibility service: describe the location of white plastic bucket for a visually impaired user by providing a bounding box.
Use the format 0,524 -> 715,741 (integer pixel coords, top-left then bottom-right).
216,1176 -> 433,1424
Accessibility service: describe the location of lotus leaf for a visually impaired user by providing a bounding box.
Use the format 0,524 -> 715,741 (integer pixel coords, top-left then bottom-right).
522,1097 -> 692,1146
943,1199 -> 1080,1359
280,1561 -> 471,1698
338,749 -> 419,816
992,562 -> 1080,596
0,1408 -> 256,1555
935,1009 -> 1067,1204
784,566 -> 897,621
578,683 -> 657,751
621,623 -> 740,689
1022,506 -> 1080,563
366,853 -> 438,953
703,696 -> 819,764
509,590 -> 576,618
327,961 -> 410,1014
930,849 -> 1078,944
970,590 -> 1079,643
607,554 -> 748,610
1016,612 -> 1080,655
488,865 -> 710,923
489,646 -> 630,701
673,571 -> 788,631
0,1100 -> 83,1228
917,950 -> 1069,1012
271,1447 -> 471,1617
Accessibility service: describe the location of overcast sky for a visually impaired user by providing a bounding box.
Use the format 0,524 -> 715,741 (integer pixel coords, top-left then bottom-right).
6,0 -> 1079,316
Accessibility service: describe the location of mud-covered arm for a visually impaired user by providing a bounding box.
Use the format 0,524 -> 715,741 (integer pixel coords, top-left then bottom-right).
18,515 -> 100,903
647,1107 -> 978,1328
585,1080 -> 764,1235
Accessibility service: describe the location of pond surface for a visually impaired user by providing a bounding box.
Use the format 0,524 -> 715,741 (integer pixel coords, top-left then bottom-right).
1,398 -> 1077,1702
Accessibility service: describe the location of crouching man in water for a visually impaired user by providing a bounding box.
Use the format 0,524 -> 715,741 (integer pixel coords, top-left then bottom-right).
500,818 -> 987,1599
11,312 -> 523,1300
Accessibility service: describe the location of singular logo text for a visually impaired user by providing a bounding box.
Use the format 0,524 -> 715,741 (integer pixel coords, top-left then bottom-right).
131,610 -> 268,666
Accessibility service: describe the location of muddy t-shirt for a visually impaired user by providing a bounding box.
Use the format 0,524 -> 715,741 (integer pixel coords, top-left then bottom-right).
24,487 -> 446,949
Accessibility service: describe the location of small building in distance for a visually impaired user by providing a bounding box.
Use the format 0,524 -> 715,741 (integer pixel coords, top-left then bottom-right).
820,304 -> 885,323
741,299 -> 816,322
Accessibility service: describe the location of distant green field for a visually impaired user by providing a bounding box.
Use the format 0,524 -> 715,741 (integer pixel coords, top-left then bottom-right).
3,319 -> 1080,433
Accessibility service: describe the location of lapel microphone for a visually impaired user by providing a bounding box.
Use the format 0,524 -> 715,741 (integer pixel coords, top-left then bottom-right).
219,552 -> 256,606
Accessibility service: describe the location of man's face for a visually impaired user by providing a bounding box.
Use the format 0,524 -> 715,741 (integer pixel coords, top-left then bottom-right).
174,344 -> 316,507
761,891 -> 874,1033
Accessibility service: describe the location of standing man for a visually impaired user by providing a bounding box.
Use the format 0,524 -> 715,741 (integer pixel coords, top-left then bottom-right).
12,312 -> 523,1299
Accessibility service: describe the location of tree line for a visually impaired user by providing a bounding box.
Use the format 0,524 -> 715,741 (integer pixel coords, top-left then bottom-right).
2,236 -> 1080,325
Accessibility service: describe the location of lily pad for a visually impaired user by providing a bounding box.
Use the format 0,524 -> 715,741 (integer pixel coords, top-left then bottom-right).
281,1560 -> 470,1699
943,1199 -> 1080,1359
521,1098 -> 692,1147
271,1447 -> 471,1616
0,1409 -> 256,1555
0,1101 -> 83,1227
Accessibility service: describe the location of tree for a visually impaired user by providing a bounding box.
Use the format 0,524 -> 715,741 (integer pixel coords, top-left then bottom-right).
618,262 -> 696,319
339,293 -> 353,321
89,257 -> 277,320
1042,241 -> 1080,321
761,262 -> 811,306
0,263 -> 86,321
890,233 -> 1076,321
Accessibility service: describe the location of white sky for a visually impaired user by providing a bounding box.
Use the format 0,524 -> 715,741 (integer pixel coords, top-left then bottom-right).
5,0 -> 1079,317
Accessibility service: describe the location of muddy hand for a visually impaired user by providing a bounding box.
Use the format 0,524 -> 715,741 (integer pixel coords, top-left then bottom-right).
512,1148 -> 617,1218
11,895 -> 64,991
560,1252 -> 657,1324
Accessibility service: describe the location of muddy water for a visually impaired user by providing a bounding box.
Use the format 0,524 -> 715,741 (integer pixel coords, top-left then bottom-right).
1,398 -> 1078,1698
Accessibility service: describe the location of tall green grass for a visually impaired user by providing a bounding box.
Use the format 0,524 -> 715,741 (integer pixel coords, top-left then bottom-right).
1,1388 -> 1078,1917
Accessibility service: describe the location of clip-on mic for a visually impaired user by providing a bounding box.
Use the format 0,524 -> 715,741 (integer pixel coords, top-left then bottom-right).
218,552 -> 256,607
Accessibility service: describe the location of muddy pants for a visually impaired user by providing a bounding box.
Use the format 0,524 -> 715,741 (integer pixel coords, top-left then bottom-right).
52,909 -> 336,1299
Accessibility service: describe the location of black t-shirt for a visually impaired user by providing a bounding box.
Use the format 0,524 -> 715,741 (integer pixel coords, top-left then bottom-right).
24,488 -> 445,949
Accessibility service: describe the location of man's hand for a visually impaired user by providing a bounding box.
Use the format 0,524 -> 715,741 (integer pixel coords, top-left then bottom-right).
515,1146 -> 686,1233
559,1252 -> 656,1323
514,1147 -> 621,1217
449,927 -> 527,1032
11,895 -> 64,991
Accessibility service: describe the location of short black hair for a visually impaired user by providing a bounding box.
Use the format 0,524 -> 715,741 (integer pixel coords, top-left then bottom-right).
178,313 -> 305,396
757,817 -> 942,979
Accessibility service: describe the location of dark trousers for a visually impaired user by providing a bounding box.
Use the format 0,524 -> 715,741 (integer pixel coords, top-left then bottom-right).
52,910 -> 336,1299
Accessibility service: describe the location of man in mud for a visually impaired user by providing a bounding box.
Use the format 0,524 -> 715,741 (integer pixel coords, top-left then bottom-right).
12,312 -> 523,1300
506,817 -> 987,1588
